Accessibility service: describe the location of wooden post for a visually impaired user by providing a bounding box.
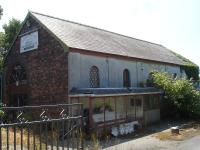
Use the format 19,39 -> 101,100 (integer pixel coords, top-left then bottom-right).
125,96 -> 128,121
104,97 -> 106,130
78,97 -> 80,103
135,97 -> 136,120
115,97 -> 117,125
89,96 -> 93,130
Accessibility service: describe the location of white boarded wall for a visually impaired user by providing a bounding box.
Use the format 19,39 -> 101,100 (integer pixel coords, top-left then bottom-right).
69,52 -> 182,89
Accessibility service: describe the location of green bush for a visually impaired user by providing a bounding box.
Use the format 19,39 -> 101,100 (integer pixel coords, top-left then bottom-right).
0,103 -> 4,117
151,71 -> 200,118
181,65 -> 199,80
171,50 -> 199,80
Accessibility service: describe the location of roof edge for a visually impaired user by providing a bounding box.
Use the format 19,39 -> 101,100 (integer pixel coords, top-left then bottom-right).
29,12 -> 69,52
4,12 -> 32,62
5,11 -> 70,63
30,11 -> 165,48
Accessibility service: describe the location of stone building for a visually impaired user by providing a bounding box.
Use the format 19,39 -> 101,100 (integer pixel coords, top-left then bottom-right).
3,12 -> 186,133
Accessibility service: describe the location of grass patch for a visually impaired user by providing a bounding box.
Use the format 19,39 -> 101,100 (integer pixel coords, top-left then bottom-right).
1,127 -> 57,150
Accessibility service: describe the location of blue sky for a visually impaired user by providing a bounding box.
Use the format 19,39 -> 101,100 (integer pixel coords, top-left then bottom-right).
0,0 -> 200,66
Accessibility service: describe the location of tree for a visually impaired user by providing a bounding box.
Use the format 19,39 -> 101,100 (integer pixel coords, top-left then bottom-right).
3,18 -> 21,52
171,50 -> 199,80
0,103 -> 4,117
0,18 -> 21,70
0,5 -> 3,19
152,71 -> 200,118
0,32 -> 5,69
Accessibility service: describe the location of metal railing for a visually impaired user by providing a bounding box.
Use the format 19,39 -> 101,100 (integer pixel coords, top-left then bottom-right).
0,103 -> 84,150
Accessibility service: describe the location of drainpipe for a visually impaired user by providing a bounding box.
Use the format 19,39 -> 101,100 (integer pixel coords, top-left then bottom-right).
136,62 -> 139,87
67,49 -> 70,104
106,57 -> 109,87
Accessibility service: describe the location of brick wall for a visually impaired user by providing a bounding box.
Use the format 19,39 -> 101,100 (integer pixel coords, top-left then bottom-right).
3,15 -> 69,105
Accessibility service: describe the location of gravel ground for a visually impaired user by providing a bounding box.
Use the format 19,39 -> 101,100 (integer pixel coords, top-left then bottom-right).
103,134 -> 180,150
102,120 -> 200,150
177,136 -> 200,150
103,134 -> 200,150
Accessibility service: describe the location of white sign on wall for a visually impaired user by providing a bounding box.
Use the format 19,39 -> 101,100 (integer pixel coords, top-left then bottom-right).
20,31 -> 38,53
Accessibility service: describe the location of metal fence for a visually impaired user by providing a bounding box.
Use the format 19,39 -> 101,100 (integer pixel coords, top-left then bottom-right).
0,103 -> 84,150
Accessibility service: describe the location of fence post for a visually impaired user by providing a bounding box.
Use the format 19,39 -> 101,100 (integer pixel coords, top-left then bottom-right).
80,104 -> 84,150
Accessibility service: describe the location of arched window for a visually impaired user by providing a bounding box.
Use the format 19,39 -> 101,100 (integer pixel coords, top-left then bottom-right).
123,69 -> 131,87
90,66 -> 100,88
10,65 -> 27,84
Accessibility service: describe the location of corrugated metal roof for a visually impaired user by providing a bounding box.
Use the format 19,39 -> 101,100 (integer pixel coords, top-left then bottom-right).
70,87 -> 162,96
30,12 -> 184,65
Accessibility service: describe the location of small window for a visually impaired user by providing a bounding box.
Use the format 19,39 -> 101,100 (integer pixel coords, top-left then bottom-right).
130,98 -> 142,107
146,95 -> 159,110
123,69 -> 131,87
135,99 -> 142,107
130,99 -> 135,106
90,66 -> 100,88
